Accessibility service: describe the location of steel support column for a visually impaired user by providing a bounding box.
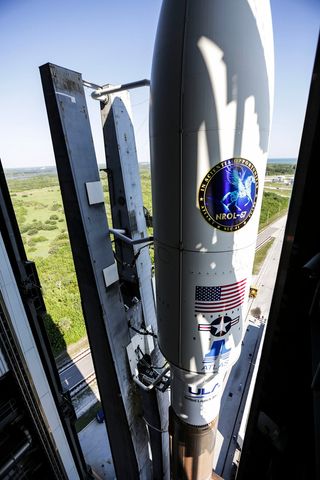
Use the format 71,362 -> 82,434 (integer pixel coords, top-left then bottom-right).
101,90 -> 170,479
40,63 -> 146,479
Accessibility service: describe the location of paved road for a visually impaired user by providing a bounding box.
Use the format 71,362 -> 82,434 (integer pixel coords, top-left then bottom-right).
256,216 -> 285,249
59,348 -> 94,393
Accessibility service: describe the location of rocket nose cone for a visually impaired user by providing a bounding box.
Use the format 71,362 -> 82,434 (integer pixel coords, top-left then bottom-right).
150,0 -> 273,250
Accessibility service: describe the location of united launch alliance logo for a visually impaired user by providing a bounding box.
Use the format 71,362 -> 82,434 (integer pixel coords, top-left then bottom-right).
198,158 -> 258,232
203,339 -> 231,364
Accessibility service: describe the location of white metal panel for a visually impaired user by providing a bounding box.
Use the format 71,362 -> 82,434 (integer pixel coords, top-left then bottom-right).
40,391 -> 63,437
102,262 -> 119,287
50,425 -> 79,480
86,180 -> 104,205
23,347 -> 51,399
171,366 -> 226,426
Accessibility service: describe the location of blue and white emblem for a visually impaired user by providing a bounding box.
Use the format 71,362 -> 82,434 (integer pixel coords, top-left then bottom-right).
200,338 -> 233,373
198,315 -> 240,337
203,339 -> 231,364
199,158 -> 258,232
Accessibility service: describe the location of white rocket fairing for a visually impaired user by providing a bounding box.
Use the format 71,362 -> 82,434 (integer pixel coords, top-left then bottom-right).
150,0 -> 274,437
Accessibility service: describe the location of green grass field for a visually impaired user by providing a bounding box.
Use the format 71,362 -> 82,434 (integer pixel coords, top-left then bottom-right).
14,185 -> 66,257
258,191 -> 290,230
6,167 -> 152,355
253,238 -> 275,275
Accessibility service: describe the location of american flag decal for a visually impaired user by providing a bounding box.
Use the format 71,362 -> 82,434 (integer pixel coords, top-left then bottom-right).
195,279 -> 247,313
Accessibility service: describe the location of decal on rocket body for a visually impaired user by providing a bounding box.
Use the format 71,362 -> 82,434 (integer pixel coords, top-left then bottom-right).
195,280 -> 247,313
198,315 -> 240,337
198,158 -> 259,232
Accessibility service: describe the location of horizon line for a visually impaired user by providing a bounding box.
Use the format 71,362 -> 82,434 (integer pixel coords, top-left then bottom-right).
2,157 -> 298,170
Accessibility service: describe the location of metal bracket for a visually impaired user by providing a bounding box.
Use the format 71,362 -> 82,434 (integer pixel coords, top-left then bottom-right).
135,359 -> 170,392
126,328 -> 170,392
109,228 -> 153,246
90,79 -> 150,102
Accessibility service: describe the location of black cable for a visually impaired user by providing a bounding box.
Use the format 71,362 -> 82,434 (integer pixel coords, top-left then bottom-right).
113,242 -> 153,268
152,362 -> 168,370
128,321 -> 158,338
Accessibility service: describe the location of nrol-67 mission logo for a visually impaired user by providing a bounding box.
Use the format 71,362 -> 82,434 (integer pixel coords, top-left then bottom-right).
198,158 -> 259,232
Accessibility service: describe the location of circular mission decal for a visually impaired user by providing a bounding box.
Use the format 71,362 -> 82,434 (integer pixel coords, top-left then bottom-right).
199,158 -> 258,232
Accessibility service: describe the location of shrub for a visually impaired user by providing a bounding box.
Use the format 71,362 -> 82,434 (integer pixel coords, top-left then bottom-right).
259,191 -> 289,229
12,200 -> 27,224
55,232 -> 69,241
48,245 -> 60,255
43,224 -> 58,231
37,245 -> 86,354
58,317 -> 72,332
29,236 -> 48,245
51,203 -> 62,211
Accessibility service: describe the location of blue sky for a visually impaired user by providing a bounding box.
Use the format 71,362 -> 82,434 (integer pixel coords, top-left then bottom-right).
0,0 -> 319,168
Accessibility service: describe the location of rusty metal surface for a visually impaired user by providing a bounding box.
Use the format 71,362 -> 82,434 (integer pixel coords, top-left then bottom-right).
170,407 -> 219,480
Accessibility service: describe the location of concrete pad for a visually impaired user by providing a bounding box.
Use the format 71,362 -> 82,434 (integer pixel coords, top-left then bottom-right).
78,420 -> 115,479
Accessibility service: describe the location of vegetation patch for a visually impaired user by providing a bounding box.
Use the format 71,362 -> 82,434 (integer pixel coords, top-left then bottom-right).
253,238 -> 275,274
266,163 -> 296,176
259,191 -> 289,230
37,244 -> 86,354
12,200 -> 27,224
75,401 -> 101,433
28,236 -> 48,246
8,174 -> 59,192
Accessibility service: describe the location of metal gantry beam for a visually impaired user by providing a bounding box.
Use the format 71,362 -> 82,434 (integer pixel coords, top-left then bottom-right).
40,63 -> 151,479
100,89 -> 170,479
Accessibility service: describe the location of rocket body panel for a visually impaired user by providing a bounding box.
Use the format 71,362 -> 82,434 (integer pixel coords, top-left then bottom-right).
150,0 -> 274,429
150,0 -> 186,249
171,366 -> 226,426
150,0 -> 274,251
156,244 -> 254,373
